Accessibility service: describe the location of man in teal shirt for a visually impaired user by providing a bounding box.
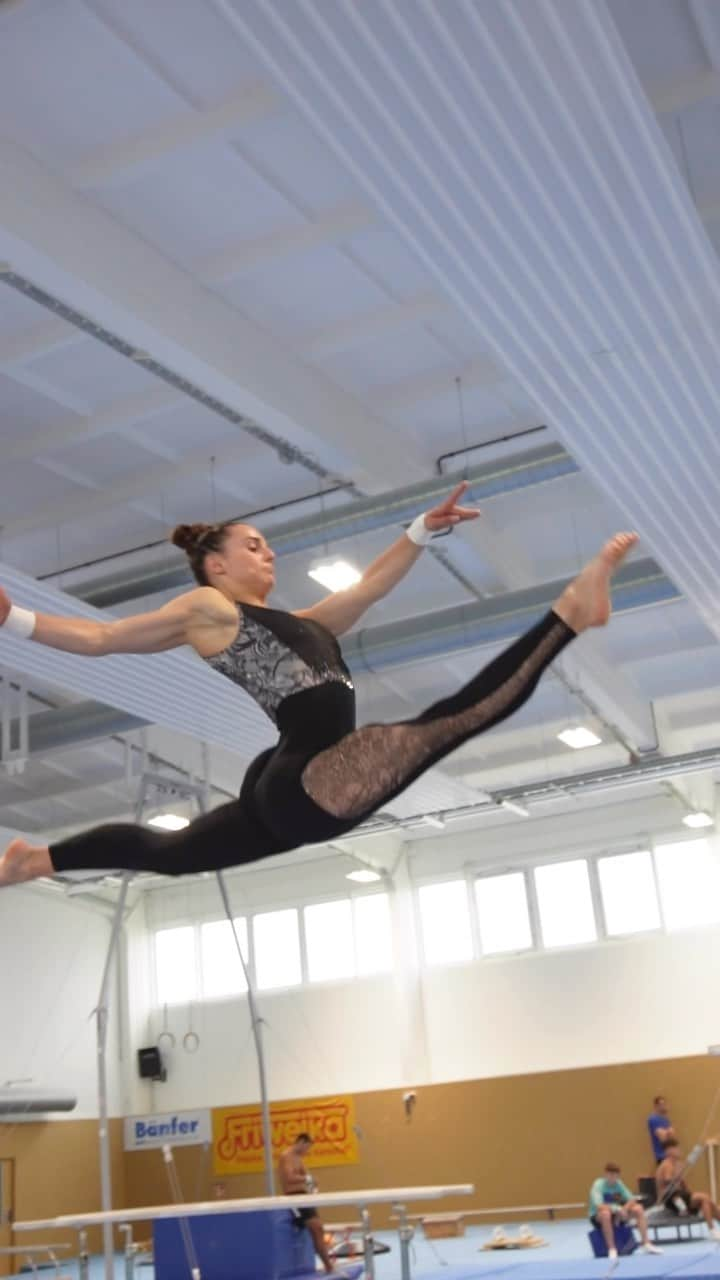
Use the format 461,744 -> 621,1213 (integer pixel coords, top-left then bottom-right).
589,1161 -> 662,1259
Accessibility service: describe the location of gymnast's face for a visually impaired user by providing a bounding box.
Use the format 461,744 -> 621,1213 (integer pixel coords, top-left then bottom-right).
205,523 -> 276,602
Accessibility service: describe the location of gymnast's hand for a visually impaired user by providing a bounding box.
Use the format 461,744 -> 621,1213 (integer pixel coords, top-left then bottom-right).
423,481 -> 481,533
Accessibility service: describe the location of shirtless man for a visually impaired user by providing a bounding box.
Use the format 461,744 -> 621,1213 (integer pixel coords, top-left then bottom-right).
278,1132 -> 335,1274
657,1138 -> 720,1239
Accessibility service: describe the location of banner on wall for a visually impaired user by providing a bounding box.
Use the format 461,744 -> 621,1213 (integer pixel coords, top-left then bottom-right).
124,1109 -> 211,1151
212,1095 -> 359,1174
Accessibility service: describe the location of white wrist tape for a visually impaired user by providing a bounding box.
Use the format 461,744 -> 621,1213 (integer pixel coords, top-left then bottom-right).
406,513 -> 433,546
3,605 -> 36,638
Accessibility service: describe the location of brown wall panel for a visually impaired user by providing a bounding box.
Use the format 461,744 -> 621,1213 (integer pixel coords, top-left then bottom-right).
0,1119 -> 125,1256
123,1055 -> 720,1228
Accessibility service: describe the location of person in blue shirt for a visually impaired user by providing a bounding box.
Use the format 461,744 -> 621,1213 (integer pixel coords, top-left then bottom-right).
589,1162 -> 662,1259
648,1095 -> 676,1164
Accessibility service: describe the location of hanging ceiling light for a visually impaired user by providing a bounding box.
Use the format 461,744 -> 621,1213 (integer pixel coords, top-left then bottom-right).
682,811 -> 714,829
308,561 -> 362,592
148,813 -> 190,831
557,726 -> 603,749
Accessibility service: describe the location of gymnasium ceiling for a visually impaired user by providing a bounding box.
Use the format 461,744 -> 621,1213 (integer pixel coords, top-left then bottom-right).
0,0 -> 719,886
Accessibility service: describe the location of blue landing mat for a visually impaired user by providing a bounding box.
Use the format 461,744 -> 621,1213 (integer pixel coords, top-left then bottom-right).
416,1254 -> 720,1280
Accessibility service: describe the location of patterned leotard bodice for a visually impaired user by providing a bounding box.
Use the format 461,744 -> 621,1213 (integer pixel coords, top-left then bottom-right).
203,602 -> 355,726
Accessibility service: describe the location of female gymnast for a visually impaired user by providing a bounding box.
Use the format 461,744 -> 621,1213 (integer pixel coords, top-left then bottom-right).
0,482 -> 637,885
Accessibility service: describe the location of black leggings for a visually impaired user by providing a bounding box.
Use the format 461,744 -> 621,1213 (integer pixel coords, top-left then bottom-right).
50,610 -> 573,877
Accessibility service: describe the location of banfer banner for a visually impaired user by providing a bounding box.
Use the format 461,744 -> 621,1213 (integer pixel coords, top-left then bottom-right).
124,1109 -> 211,1151
212,1095 -> 359,1174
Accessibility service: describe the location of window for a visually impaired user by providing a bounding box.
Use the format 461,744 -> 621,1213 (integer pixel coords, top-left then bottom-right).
475,872 -> 533,954
305,900 -> 354,982
354,893 -> 393,975
201,919 -> 249,998
418,880 -> 473,965
654,839 -> 720,930
534,859 -> 597,948
155,926 -> 197,1005
598,850 -> 660,936
253,909 -> 302,990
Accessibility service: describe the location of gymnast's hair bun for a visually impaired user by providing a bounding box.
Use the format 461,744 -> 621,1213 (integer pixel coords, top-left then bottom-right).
171,523 -> 212,552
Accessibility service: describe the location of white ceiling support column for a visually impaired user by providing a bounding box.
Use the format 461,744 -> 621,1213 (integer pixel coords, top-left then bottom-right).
0,138 -> 422,490
214,0 -> 720,637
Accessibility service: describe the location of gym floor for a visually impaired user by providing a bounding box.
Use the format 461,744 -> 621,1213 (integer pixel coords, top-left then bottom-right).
58,1220 -> 720,1280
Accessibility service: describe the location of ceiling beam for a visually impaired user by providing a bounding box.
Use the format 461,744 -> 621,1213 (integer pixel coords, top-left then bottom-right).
0,321 -> 82,370
302,293 -> 448,358
69,86 -> 280,189
2,387 -> 181,468
8,433 -> 260,535
0,137 -> 423,491
377,353 -> 504,414
199,203 -> 375,283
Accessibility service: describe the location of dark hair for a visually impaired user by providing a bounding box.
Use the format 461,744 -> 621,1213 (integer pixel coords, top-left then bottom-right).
653,1094 -> 665,1105
171,522 -> 232,585
661,1136 -> 679,1151
296,1132 -> 312,1145
604,1162 -> 621,1174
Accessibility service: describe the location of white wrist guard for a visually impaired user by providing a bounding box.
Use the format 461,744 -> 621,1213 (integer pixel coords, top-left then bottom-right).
2,605 -> 36,638
406,513 -> 433,546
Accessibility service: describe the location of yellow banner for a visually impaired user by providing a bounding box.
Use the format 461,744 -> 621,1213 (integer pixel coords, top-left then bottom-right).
212,1095 -> 359,1175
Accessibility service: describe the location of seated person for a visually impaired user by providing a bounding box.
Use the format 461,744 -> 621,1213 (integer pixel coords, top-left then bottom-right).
278,1132 -> 335,1274
589,1161 -> 662,1259
657,1137 -> 720,1240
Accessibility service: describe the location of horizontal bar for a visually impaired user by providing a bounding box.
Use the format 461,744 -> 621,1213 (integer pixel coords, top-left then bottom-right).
16,1184 -> 474,1232
0,1245 -> 72,1254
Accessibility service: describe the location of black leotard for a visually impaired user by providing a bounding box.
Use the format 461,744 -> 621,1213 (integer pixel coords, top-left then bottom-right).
49,604 -> 574,877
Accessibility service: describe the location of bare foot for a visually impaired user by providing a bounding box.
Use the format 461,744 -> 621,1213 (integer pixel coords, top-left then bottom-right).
554,532 -> 638,633
0,838 -> 54,887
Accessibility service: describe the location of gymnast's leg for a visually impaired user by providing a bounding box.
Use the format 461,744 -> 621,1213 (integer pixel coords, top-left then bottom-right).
300,534 -> 634,823
0,750 -> 294,883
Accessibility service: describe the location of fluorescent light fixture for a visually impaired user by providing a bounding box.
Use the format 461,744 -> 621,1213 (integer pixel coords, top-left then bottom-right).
557,726 -> 602,750
148,813 -> 190,831
308,560 -> 362,592
500,799 -> 530,818
682,811 -> 714,829
346,868 -> 382,883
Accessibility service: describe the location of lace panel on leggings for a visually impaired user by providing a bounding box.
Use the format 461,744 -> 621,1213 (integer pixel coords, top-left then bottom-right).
301,621 -> 568,820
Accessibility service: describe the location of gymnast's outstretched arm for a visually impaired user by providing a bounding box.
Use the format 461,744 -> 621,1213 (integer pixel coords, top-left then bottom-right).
296,481 -> 480,635
0,584 -> 236,656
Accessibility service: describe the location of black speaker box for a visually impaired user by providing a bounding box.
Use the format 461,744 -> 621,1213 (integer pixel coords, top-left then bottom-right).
137,1046 -> 166,1081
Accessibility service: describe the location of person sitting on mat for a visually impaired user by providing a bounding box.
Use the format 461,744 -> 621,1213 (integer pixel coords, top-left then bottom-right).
657,1137 -> 720,1239
278,1132 -> 335,1274
589,1161 -> 662,1259
647,1094 -> 676,1165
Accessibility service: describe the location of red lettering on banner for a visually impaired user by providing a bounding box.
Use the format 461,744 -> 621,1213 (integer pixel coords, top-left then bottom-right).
216,1100 -> 351,1165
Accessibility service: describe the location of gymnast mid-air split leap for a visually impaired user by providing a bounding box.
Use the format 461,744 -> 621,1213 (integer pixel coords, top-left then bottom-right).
0,482 -> 637,887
